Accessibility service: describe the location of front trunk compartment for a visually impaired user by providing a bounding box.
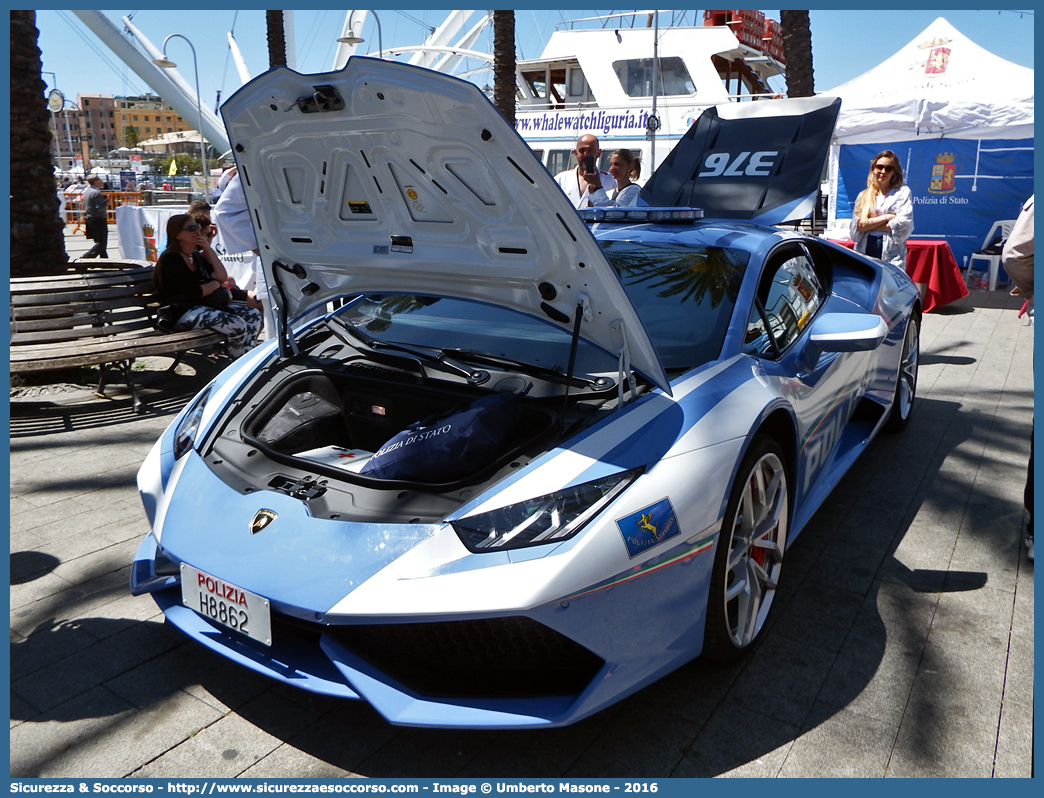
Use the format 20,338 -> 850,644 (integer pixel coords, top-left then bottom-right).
243,364 -> 560,490
200,327 -> 631,524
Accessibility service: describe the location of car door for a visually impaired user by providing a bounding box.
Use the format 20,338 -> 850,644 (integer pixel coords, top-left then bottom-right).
741,241 -> 867,512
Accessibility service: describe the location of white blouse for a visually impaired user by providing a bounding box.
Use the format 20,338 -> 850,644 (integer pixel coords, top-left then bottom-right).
849,186 -> 914,268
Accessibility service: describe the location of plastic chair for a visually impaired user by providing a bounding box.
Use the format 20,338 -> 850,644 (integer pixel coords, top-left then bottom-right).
968,219 -> 1016,291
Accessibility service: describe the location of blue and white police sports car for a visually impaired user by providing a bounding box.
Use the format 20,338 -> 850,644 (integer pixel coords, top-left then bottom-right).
132,59 -> 920,729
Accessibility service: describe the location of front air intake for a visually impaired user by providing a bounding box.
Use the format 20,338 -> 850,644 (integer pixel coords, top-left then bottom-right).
324,616 -> 604,699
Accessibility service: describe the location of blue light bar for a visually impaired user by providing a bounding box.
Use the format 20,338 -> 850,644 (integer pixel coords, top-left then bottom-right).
577,207 -> 704,224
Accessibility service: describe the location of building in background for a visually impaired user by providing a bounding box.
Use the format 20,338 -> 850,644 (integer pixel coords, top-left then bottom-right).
48,92 -> 196,165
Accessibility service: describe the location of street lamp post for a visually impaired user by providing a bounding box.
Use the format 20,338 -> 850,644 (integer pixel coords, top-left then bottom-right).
42,72 -> 64,170
152,34 -> 209,198
337,10 -> 383,58
62,102 -> 76,173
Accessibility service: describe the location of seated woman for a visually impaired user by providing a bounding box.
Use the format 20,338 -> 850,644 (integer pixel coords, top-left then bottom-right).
189,209 -> 262,311
153,214 -> 261,358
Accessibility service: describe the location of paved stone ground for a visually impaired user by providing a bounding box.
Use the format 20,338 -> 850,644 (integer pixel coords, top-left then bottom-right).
9,251 -> 1034,777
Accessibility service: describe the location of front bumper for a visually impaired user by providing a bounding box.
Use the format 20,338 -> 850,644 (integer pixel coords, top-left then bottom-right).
131,525 -> 713,729
134,534 -> 598,727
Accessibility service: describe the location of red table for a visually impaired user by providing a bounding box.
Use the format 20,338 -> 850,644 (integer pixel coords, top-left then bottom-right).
830,238 -> 969,312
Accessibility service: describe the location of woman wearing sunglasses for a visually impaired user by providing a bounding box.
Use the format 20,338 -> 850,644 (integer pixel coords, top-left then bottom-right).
152,214 -> 261,358
850,150 -> 914,268
189,213 -> 264,312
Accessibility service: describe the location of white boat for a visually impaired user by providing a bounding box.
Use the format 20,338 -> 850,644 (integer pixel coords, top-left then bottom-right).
515,11 -> 786,178
73,9 -> 787,193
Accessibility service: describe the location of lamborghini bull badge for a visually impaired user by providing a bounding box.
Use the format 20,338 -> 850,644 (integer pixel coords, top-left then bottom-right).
250,510 -> 277,535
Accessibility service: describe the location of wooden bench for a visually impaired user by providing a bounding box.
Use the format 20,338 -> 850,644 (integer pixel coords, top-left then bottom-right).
11,263 -> 225,412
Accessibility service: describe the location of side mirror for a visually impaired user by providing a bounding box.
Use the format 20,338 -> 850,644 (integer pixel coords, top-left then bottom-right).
802,312 -> 888,370
810,312 -> 888,352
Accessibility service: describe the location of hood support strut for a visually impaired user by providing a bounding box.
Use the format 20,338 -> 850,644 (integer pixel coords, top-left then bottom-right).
561,301 -> 585,416
271,260 -> 301,359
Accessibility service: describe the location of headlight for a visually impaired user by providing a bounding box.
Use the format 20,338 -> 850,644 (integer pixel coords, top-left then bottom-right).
173,385 -> 213,459
452,469 -> 641,552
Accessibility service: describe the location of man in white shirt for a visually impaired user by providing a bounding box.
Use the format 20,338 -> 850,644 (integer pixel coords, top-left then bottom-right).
554,134 -> 613,209
210,165 -> 237,204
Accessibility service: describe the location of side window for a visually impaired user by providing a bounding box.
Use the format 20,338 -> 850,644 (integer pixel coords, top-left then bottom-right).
547,149 -> 573,176
743,246 -> 823,358
521,70 -> 547,99
613,57 -> 696,97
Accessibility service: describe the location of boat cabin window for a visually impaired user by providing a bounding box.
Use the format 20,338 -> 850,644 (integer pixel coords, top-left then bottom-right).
521,68 -> 569,106
613,57 -> 695,98
521,70 -> 548,100
547,150 -> 573,175
549,69 -> 567,104
568,69 -> 586,98
712,56 -> 771,99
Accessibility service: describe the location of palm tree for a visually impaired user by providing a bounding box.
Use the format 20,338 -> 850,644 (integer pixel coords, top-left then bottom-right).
266,10 -> 287,68
10,10 -> 68,275
492,11 -> 516,126
779,11 -> 814,98
779,11 -> 822,230
606,244 -> 745,309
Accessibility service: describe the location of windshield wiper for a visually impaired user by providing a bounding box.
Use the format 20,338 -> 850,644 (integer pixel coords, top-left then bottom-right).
328,318 -> 490,386
443,349 -> 615,391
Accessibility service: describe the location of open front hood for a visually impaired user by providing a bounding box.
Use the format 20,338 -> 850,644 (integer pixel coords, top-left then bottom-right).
641,96 -> 841,225
220,58 -> 670,394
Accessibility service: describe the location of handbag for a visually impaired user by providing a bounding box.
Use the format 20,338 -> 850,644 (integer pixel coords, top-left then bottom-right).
154,304 -> 180,332
202,285 -> 233,309
196,257 -> 233,308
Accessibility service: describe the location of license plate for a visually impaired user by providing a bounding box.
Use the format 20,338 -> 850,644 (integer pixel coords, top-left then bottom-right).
180,563 -> 272,646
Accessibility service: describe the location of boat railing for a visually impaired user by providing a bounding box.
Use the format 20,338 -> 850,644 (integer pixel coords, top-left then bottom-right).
517,91 -> 783,114
553,10 -> 692,32
726,91 -> 785,101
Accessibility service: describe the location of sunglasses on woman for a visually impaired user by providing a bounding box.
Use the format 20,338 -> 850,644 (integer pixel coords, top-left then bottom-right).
182,223 -> 200,232
873,163 -> 894,173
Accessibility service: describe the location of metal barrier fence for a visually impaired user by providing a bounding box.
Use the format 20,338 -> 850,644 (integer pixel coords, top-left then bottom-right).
63,191 -> 145,232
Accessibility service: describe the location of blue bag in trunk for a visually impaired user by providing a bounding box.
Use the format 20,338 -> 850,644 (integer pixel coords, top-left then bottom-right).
359,392 -> 523,483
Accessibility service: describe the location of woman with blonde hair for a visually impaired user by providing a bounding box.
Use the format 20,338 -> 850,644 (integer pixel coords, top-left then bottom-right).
849,150 -> 914,268
608,149 -> 643,206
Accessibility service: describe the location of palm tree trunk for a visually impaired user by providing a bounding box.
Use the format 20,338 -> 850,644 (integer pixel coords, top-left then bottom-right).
780,11 -> 814,98
493,11 -> 516,126
267,11 -> 287,68
10,10 -> 68,275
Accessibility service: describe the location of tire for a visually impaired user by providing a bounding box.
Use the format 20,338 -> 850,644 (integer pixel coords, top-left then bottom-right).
703,437 -> 790,663
885,314 -> 919,432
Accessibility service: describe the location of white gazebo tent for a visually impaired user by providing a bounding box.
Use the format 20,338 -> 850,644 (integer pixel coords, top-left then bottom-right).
822,16 -> 1034,267
826,17 -> 1033,146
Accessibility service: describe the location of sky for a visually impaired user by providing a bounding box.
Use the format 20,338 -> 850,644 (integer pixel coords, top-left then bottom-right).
36,8 -> 1034,116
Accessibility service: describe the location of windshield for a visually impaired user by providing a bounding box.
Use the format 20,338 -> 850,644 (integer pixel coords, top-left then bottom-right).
334,295 -> 621,376
600,240 -> 749,370
330,240 -> 747,380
